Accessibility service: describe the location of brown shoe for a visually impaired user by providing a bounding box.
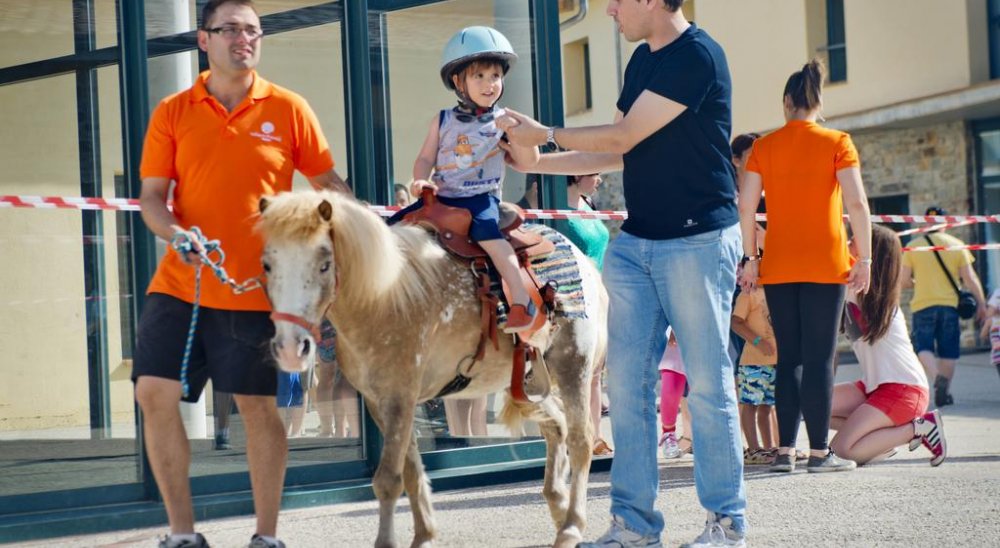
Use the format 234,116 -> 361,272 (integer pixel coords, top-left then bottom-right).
504,302 -> 538,333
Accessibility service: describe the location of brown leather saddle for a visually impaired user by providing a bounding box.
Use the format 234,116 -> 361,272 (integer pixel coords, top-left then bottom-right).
402,189 -> 556,402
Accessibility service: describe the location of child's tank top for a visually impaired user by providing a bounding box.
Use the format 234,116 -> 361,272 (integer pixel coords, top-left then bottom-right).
432,108 -> 507,199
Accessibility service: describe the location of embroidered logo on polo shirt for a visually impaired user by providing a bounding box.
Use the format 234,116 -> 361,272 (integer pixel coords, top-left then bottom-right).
251,121 -> 283,143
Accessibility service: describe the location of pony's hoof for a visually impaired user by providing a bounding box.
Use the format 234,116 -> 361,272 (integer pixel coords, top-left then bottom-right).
554,525 -> 583,548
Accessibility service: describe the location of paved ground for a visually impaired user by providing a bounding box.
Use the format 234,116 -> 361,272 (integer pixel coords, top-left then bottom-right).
15,353 -> 1000,547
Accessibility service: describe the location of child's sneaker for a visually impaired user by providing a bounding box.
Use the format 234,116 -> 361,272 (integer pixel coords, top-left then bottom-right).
681,512 -> 746,547
911,409 -> 947,466
659,431 -> 682,459
503,302 -> 538,333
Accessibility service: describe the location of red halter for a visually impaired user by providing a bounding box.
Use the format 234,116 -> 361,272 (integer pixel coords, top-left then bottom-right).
269,311 -> 322,341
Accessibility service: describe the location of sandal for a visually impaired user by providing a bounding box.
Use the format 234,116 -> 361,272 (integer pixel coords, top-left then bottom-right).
745,449 -> 774,465
678,436 -> 693,455
593,438 -> 614,456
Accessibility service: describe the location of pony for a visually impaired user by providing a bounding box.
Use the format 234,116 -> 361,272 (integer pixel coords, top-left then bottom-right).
257,190 -> 607,548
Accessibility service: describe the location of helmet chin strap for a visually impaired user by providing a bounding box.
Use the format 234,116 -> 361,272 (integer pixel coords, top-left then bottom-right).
454,87 -> 502,114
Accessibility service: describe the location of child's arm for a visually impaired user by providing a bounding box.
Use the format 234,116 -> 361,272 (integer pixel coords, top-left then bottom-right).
731,294 -> 776,356
411,113 -> 441,196
502,133 -> 540,170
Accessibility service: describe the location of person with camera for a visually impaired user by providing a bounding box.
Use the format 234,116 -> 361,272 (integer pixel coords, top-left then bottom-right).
901,206 -> 987,407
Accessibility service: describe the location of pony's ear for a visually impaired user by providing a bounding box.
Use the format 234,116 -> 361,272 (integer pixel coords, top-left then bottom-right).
317,200 -> 333,221
259,196 -> 271,213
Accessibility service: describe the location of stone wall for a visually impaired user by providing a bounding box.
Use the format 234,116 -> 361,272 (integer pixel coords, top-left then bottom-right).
852,120 -> 982,349
852,120 -> 972,220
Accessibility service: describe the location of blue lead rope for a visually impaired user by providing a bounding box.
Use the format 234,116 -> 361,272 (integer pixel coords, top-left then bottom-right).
170,227 -> 262,398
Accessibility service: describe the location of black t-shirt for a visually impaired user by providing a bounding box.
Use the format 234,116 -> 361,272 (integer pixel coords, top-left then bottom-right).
615,24 -> 738,240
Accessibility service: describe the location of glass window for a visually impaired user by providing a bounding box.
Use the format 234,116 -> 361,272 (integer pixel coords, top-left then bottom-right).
383,0 -> 544,452
0,70 -> 140,501
805,0 -> 847,84
981,129 -> 1000,178
256,19 -> 360,468
0,1 -> 75,67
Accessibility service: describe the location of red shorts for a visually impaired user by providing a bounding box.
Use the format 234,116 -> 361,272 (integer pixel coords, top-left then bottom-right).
855,380 -> 929,426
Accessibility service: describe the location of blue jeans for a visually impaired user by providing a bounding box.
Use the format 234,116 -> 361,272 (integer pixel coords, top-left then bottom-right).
604,225 -> 746,536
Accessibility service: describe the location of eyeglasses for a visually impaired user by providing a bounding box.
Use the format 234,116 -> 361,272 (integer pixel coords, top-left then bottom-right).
205,25 -> 263,40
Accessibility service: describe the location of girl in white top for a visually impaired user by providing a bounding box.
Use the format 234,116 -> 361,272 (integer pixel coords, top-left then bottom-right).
829,224 -> 946,466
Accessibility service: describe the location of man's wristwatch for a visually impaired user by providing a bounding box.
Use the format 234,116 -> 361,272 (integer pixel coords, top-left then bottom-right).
546,126 -> 560,149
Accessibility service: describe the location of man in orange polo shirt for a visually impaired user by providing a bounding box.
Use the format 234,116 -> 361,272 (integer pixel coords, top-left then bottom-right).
132,1 -> 349,547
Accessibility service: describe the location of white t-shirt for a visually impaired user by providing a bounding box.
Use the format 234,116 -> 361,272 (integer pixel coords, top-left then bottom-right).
658,327 -> 685,374
848,294 -> 928,392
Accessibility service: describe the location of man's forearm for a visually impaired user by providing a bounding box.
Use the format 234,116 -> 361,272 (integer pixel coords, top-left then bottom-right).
533,151 -> 623,176
139,196 -> 182,242
552,124 -> 633,154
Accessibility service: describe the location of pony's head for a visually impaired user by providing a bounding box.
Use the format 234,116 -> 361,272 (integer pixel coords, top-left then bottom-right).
257,192 -> 339,373
257,190 -> 427,373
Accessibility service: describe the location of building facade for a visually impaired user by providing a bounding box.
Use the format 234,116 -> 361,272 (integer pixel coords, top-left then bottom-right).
560,0 -> 1000,310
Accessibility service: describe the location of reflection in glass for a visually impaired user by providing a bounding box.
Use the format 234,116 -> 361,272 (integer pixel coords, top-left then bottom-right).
0,68 -> 139,498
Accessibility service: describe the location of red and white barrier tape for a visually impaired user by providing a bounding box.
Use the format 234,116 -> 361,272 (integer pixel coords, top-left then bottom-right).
901,243 -> 1000,252
894,219 -> 978,237
2,194 -> 999,227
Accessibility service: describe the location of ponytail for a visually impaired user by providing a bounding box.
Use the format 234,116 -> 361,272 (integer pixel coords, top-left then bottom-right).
783,59 -> 826,111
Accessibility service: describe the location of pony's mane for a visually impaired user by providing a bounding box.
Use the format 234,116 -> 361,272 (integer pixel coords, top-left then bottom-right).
257,191 -> 446,319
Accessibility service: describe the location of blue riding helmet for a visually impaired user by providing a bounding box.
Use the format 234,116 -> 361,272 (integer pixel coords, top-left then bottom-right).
439,26 -> 518,90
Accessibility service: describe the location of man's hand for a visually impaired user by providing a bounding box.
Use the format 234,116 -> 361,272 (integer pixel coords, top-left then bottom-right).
170,224 -> 204,266
739,261 -> 759,293
496,109 -> 548,147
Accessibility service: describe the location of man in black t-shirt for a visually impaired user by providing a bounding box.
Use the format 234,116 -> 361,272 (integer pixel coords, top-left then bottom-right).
500,1 -> 746,546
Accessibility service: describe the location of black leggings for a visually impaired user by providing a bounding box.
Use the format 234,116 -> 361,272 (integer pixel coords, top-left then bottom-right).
763,283 -> 846,451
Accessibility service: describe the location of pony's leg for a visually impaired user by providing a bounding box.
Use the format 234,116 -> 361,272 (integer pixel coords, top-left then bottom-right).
555,372 -> 593,548
402,434 -> 437,548
536,397 -> 570,527
544,347 -> 595,547
368,396 -> 417,548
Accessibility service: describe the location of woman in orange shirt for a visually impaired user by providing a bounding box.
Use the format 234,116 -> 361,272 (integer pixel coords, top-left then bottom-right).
738,60 -> 872,474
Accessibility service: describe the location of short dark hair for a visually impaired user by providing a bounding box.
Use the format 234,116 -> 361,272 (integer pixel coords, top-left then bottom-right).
731,133 -> 761,159
201,0 -> 258,30
664,0 -> 686,12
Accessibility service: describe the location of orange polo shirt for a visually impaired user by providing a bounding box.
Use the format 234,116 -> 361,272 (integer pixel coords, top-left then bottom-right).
140,71 -> 334,311
746,120 -> 859,285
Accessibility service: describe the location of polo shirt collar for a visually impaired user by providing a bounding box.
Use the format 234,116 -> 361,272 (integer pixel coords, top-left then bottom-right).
190,70 -> 274,103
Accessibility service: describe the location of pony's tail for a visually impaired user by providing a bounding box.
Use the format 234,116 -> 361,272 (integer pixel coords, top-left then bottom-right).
499,390 -> 564,438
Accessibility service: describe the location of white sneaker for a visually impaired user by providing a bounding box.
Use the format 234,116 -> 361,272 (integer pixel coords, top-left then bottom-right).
659,430 -> 682,459
578,515 -> 663,547
681,512 -> 746,547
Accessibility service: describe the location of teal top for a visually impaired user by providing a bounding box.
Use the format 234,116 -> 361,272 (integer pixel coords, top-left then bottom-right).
564,202 -> 610,271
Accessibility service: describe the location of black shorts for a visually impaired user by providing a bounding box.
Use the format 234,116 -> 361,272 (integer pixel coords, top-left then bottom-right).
132,293 -> 278,402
